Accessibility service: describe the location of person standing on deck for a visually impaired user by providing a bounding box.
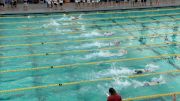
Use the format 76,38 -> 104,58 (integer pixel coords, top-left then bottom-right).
107,88 -> 122,101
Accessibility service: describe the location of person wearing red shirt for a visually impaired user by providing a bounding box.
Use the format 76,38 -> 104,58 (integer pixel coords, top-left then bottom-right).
107,88 -> 122,101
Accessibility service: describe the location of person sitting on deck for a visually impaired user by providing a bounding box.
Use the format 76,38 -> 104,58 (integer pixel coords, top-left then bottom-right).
107,88 -> 122,101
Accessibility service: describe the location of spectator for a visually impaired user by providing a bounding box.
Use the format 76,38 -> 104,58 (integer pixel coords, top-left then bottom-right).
11,0 -> 17,8
150,0 -> 152,6
75,0 -> 80,8
107,88 -> 122,101
52,0 -> 58,9
23,0 -> 28,10
155,0 -> 159,5
87,0 -> 91,7
59,0 -> 63,10
46,0 -> 53,8
0,0 -> 5,8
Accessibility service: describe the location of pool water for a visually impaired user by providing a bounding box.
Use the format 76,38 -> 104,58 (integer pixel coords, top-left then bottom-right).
0,7 -> 180,101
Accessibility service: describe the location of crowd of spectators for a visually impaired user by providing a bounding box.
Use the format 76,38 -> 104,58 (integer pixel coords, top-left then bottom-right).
0,0 -> 176,10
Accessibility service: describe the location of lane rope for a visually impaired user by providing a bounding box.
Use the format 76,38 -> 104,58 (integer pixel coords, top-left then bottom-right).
0,70 -> 179,93
0,30 -> 179,48
0,54 -> 179,74
0,41 -> 179,59
0,13 -> 179,31
0,18 -> 179,39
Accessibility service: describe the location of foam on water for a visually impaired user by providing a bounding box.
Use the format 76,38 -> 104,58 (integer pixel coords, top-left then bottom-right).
151,75 -> 166,84
131,80 -> 144,88
92,63 -> 134,79
42,19 -> 60,28
57,14 -> 70,21
113,79 -> 132,89
80,30 -> 102,38
80,25 -> 86,31
70,41 -> 109,49
83,49 -> 127,59
27,16 -> 32,19
145,63 -> 159,72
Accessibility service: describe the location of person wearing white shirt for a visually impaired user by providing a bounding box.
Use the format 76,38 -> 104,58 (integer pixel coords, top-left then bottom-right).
53,0 -> 58,9
46,0 -> 53,8
75,0 -> 80,8
59,0 -> 63,9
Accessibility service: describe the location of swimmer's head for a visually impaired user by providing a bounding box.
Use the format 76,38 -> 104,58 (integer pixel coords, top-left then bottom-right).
144,82 -> 150,86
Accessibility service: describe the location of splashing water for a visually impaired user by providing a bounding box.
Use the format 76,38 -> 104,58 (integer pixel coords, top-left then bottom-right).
57,14 -> 69,21
70,41 -> 109,50
151,75 -> 166,84
42,19 -> 60,28
80,24 -> 85,31
93,63 -> 134,79
113,79 -> 132,89
145,63 -> 159,72
81,30 -> 102,38
84,51 -> 112,59
27,16 -> 32,19
83,49 -> 127,60
131,80 -> 144,88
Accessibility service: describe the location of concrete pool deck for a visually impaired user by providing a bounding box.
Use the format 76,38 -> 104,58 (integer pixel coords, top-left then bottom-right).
0,0 -> 180,15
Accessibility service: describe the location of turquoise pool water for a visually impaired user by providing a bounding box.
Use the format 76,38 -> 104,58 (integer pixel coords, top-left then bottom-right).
0,7 -> 180,101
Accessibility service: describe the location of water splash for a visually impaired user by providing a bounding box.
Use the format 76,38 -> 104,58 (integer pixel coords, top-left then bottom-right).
27,16 -> 32,19
92,63 -> 134,79
42,19 -> 60,28
145,63 -> 159,72
81,30 -> 102,38
151,75 -> 166,84
131,80 -> 144,88
71,41 -> 109,49
83,49 -> 127,59
113,79 -> 132,89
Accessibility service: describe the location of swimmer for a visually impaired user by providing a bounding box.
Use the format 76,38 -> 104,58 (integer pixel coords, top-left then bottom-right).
143,76 -> 164,86
164,35 -> 169,43
133,69 -> 149,74
150,34 -> 156,42
103,32 -> 114,36
101,50 -> 127,57
134,63 -> 159,74
138,37 -> 146,45
27,16 -> 32,18
143,79 -> 162,86
71,16 -> 79,20
114,40 -> 121,46
119,49 -> 127,55
175,55 -> 180,60
143,81 -> 160,86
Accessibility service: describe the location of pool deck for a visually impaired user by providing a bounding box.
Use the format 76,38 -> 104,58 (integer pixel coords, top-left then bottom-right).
0,0 -> 180,15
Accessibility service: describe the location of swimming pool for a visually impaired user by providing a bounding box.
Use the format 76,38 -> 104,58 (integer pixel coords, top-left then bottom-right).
0,6 -> 180,101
